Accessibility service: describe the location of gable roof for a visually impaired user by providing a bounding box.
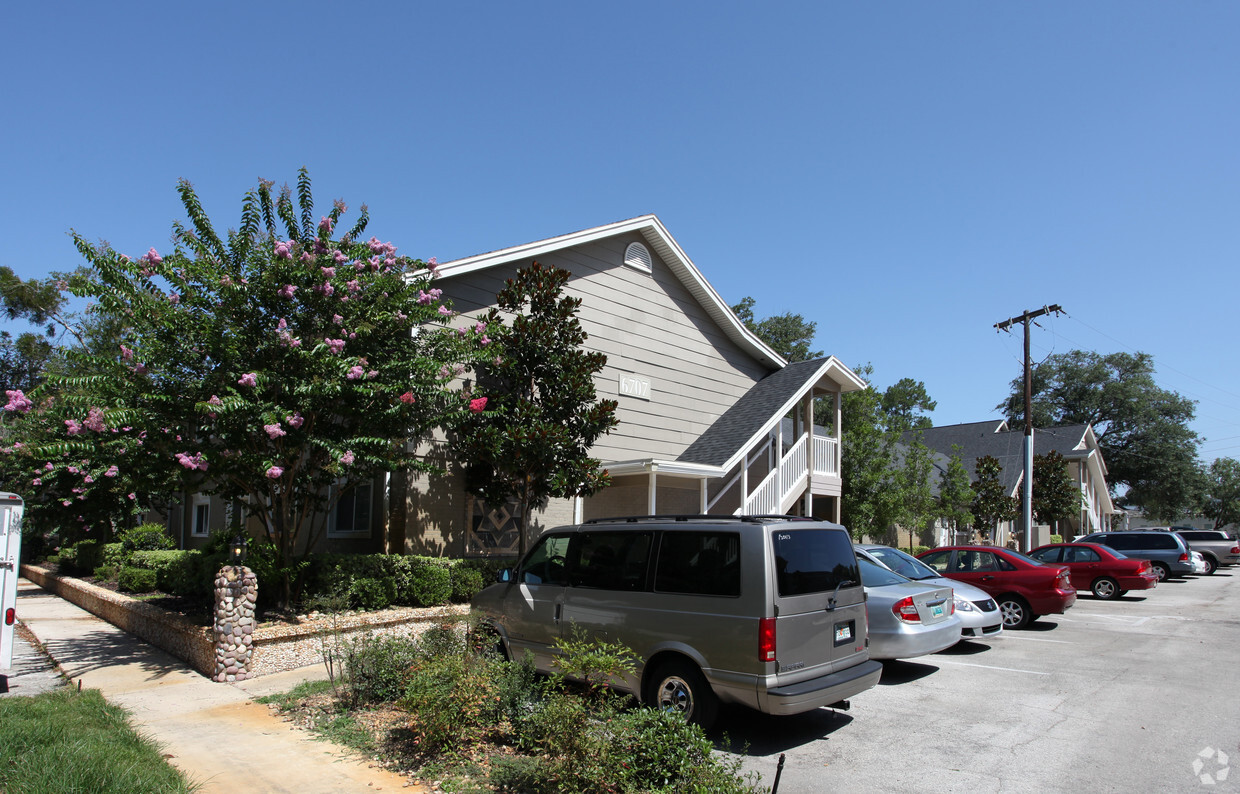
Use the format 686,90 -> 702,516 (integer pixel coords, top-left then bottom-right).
679,357 -> 865,471
436,214 -> 787,369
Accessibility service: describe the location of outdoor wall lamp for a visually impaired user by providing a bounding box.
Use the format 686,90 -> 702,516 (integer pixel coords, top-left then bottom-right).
229,533 -> 248,565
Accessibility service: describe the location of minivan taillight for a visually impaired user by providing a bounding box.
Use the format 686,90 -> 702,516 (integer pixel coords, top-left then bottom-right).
892,596 -> 920,623
1231,546 -> 1239,554
1179,552 -> 1189,563
759,617 -> 776,663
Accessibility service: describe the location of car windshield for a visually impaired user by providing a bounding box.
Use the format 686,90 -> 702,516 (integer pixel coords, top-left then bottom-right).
865,546 -> 939,580
858,557 -> 910,588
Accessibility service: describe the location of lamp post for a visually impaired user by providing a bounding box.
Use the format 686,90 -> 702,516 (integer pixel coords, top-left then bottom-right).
229,533 -> 248,566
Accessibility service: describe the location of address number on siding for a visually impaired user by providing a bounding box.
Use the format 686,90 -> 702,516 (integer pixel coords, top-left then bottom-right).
619,375 -> 652,400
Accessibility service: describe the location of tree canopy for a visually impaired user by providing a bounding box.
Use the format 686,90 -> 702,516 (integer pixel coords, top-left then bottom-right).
456,262 -> 619,557
1,170 -> 479,604
1031,450 -> 1080,528
731,297 -> 822,362
998,350 -> 1201,520
1202,457 -> 1240,530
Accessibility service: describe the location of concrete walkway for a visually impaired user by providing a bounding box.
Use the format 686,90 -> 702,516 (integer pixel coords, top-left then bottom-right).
10,578 -> 423,793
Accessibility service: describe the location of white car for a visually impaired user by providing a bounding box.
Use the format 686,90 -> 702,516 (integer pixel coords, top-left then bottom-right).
1191,551 -> 1208,575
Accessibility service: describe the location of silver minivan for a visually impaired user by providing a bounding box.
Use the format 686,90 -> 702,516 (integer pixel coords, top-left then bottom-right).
471,515 -> 883,728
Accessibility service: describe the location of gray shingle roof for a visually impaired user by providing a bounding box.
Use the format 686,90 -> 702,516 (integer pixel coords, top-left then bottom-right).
678,358 -> 832,467
904,422 -> 1092,495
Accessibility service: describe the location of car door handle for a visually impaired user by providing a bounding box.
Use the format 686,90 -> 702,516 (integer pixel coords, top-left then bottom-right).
980,575 -> 994,581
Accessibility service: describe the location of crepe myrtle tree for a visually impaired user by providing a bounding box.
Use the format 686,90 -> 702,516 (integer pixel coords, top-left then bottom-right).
455,261 -> 619,558
12,170 -> 481,605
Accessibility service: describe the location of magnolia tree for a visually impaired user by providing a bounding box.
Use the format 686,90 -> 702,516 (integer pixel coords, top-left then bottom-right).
455,262 -> 618,558
4,170 -> 481,604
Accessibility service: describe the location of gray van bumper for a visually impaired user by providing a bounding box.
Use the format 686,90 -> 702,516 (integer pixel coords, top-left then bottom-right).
761,659 -> 883,716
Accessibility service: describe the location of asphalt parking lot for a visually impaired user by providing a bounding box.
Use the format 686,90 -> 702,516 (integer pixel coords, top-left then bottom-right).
722,568 -> 1240,792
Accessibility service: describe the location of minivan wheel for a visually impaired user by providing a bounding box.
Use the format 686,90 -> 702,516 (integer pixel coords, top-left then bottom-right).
1091,577 -> 1120,600
647,660 -> 718,730
1150,562 -> 1170,582
998,596 -> 1031,629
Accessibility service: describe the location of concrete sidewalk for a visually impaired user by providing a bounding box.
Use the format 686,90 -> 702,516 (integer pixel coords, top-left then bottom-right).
12,577 -> 422,793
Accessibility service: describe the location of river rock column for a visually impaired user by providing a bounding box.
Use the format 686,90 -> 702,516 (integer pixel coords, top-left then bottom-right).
213,565 -> 257,682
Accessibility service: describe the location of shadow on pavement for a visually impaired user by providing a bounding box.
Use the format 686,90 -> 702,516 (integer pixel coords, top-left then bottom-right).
936,639 -> 993,656
40,626 -> 186,682
1019,619 -> 1062,632
877,659 -> 939,685
712,703 -> 854,755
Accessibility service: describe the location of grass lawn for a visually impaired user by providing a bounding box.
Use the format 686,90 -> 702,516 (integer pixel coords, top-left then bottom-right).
0,687 -> 197,794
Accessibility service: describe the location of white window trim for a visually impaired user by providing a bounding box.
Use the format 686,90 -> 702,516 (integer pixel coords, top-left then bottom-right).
190,493 -> 211,537
328,480 -> 373,538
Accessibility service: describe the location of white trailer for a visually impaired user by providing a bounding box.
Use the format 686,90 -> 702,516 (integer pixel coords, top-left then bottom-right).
0,492 -> 24,670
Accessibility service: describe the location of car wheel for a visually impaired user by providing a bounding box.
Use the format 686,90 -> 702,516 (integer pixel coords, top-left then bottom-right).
646,659 -> 719,730
1202,556 -> 1218,575
1091,577 -> 1120,600
1150,562 -> 1170,582
998,596 -> 1031,630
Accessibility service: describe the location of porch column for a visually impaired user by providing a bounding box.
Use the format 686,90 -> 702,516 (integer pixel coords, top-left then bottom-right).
647,467 -> 657,515
699,479 -> 708,513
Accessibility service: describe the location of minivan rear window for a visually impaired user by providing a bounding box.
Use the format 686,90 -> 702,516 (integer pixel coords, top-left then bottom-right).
654,531 -> 740,597
773,529 -> 859,597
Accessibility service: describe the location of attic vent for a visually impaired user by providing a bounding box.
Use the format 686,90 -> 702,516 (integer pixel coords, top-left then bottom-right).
624,242 -> 652,273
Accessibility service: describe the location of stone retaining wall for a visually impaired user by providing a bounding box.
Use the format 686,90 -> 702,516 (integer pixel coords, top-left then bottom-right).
20,563 -> 472,680
21,563 -> 215,675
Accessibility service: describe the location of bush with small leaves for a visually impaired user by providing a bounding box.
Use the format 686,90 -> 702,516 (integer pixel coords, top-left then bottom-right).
118,524 -> 175,554
117,566 -> 158,593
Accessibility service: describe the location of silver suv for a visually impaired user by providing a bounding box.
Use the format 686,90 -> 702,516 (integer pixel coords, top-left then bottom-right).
1077,531 -> 1194,580
471,515 -> 882,728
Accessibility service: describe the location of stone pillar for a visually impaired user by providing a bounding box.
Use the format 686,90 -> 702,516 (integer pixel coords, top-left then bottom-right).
213,565 -> 257,682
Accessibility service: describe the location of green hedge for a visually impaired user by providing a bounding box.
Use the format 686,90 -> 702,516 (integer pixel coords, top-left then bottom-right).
298,554 -> 501,610
128,550 -> 219,598
118,567 -> 158,593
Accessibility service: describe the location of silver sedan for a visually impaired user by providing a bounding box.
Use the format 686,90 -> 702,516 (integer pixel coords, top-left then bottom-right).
857,557 -> 962,660
857,544 -> 1003,641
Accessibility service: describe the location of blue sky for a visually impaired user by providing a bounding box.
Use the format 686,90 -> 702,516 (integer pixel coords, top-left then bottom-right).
3,2 -> 1238,462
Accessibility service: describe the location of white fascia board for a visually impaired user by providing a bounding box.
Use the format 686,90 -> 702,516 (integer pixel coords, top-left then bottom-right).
436,215 -> 787,369
606,459 -> 725,478
716,356 -> 868,473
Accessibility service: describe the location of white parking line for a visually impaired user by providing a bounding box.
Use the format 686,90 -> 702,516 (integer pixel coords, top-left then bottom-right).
935,660 -> 1050,675
996,634 -> 1074,644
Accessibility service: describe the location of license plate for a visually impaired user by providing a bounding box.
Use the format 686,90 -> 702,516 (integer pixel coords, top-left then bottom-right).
835,624 -> 852,642
930,603 -> 945,619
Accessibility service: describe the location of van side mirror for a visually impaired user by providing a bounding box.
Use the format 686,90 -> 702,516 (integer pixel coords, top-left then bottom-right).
497,568 -> 513,583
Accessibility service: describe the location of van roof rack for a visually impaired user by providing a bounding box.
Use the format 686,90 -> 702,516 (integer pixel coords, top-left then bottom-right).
582,514 -> 816,525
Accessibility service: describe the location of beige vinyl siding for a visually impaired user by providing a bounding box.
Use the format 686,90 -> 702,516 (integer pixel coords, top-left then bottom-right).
441,232 -> 772,463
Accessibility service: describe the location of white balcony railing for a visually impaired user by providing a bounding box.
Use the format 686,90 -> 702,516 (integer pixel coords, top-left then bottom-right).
813,434 -> 839,477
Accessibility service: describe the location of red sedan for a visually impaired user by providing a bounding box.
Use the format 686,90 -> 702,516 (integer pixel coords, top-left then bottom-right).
1027,542 -> 1159,600
917,546 -> 1076,629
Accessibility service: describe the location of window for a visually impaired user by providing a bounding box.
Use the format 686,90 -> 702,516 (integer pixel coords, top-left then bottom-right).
920,550 -> 951,573
191,494 -> 210,537
329,481 -> 372,538
770,529 -> 856,597
569,532 -> 652,591
656,531 -> 741,597
623,242 -> 652,273
1029,547 -> 1061,564
520,535 -> 572,586
1066,546 -> 1100,563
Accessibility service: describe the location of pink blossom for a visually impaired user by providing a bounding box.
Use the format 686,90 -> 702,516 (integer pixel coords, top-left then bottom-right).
474,322 -> 487,334
321,266 -> 336,278
366,370 -> 378,379
266,466 -> 284,479
238,372 -> 258,387
120,345 -> 134,361
274,240 -> 293,259
277,318 -> 288,330
300,251 -> 314,263
62,500 -> 71,506
278,284 -> 298,299
65,419 -> 84,436
332,314 -> 343,325
55,279 -> 69,291
347,332 -> 357,339
368,236 -> 384,253
128,492 -> 136,500
83,475 -> 94,484
346,365 -> 364,380
143,247 -> 162,266
105,466 -> 119,477
32,478 -> 42,486
325,338 -> 346,354
286,412 -> 305,428
399,391 -> 415,404
319,216 -> 333,233
438,305 -> 454,317
168,292 -> 180,305
340,451 -> 355,466
264,423 -> 286,439
84,407 -> 106,432
317,282 -> 335,296
469,397 -> 488,413
333,250 -> 347,264
220,275 -> 234,286
479,335 -> 492,346
4,389 -> 32,413
346,280 -> 360,295
208,395 -> 223,406
44,462 -> 54,471
175,451 -> 207,471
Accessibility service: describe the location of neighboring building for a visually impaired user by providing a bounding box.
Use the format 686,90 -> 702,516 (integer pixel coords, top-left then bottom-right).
908,420 -> 1115,548
170,216 -> 867,557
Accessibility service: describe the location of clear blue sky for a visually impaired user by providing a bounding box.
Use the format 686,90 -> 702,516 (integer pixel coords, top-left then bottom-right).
3,2 -> 1238,461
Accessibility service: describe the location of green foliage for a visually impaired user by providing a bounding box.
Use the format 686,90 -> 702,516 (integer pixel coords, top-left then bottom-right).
998,350 -> 1202,519
971,455 -> 1019,540
731,296 -> 822,362
125,549 -> 212,598
938,446 -> 975,535
340,634 -> 423,706
1202,457 -> 1240,530
1049,534 -> 1063,543
1032,450 -> 1081,527
93,564 -> 120,581
407,563 -> 451,607
0,688 -> 196,794
550,624 -> 638,696
449,565 -> 486,602
118,523 -> 176,553
117,566 -> 158,593
101,542 -> 125,567
349,577 -> 395,610
2,170 -> 483,606
456,261 -> 619,557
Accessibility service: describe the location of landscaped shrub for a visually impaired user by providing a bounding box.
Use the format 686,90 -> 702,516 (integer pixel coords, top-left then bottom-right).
407,563 -> 451,607
117,566 -> 158,593
129,550 -> 213,598
1050,534 -> 1063,543
101,543 -> 125,568
349,577 -> 396,611
450,565 -> 486,603
93,564 -> 120,582
118,524 -> 176,553
73,540 -> 103,575
341,634 -> 422,706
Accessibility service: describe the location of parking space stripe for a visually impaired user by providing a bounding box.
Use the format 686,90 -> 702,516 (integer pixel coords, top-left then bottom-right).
934,660 -> 1050,675
998,634 -> 1074,643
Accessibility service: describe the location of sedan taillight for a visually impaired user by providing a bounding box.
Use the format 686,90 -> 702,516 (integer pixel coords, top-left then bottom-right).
892,596 -> 921,623
1230,546 -> 1239,554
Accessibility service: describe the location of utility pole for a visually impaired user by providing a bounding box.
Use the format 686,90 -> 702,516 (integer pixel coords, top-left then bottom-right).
994,304 -> 1063,551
